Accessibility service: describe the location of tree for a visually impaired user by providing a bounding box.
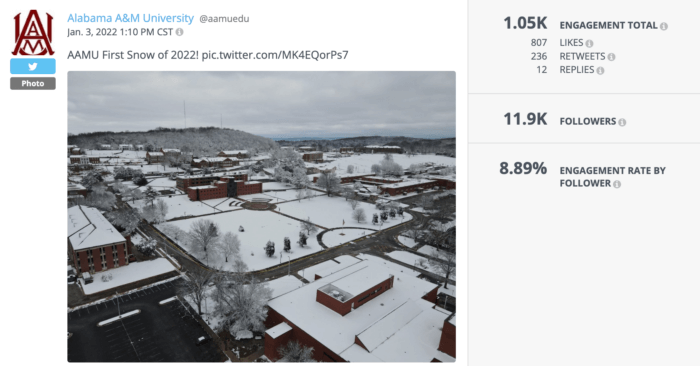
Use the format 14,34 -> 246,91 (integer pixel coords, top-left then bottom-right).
210,268 -> 272,335
292,167 -> 310,188
389,208 -> 396,218
277,340 -> 315,362
348,198 -> 360,210
144,186 -> 159,206
353,181 -> 363,191
265,241 -> 275,257
106,207 -> 141,234
372,213 -> 379,225
298,232 -> 308,247
304,188 -> 314,200
133,175 -> 148,186
316,171 -> 341,196
370,164 -> 382,175
239,225 -> 245,232
426,224 -> 456,289
380,212 -> 388,222
177,265 -> 215,315
77,184 -> 116,211
80,171 -> 103,190
420,194 -> 433,210
383,153 -> 393,162
296,189 -> 306,201
159,223 -> 188,243
188,219 -> 221,264
341,186 -> 355,201
300,217 -> 318,236
221,232 -> 241,262
346,164 -> 354,174
352,208 -> 366,223
155,198 -> 169,222
127,188 -> 144,203
135,238 -> 157,257
397,206 -> 404,217
284,237 -> 291,252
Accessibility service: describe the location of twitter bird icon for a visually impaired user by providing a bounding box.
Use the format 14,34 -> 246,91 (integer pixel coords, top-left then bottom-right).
10,58 -> 55,74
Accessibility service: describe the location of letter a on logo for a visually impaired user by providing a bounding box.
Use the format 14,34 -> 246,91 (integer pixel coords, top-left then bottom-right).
13,10 -> 54,56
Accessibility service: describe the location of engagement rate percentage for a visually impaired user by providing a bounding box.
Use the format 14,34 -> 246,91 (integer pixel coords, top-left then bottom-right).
500,162 -> 547,175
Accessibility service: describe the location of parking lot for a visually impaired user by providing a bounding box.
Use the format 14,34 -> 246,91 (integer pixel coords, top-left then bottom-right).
68,278 -> 226,362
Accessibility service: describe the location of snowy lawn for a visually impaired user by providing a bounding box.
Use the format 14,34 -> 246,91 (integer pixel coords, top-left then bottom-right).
386,250 -> 455,281
146,177 -> 178,188
417,245 -> 452,258
130,195 -> 222,220
262,189 -> 324,202
157,210 -> 324,271
397,235 -> 420,248
321,228 -> 371,247
277,195 -> 413,230
80,258 -> 177,295
262,182 -> 294,190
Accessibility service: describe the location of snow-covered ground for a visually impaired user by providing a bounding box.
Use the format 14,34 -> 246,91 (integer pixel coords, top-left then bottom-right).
262,189 -> 324,202
277,195 -> 412,230
130,195 -> 223,220
417,245 -> 451,258
146,177 -> 178,189
321,228 -> 371,247
397,235 -> 420,248
80,258 -> 177,295
322,153 -> 456,174
262,182 -> 294,190
157,210 -> 325,271
438,284 -> 456,297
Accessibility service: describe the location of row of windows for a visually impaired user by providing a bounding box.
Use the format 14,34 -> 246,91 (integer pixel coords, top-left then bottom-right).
357,286 -> 384,303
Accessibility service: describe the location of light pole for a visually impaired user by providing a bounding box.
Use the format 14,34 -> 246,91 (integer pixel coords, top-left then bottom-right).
287,256 -> 291,276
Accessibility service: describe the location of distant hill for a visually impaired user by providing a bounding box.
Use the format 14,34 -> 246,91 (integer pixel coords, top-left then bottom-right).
276,136 -> 456,154
67,127 -> 277,156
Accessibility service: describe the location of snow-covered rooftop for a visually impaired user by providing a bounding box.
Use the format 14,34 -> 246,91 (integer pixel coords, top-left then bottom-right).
380,179 -> 436,189
162,148 -> 180,153
365,145 -> 401,149
68,183 -> 86,191
67,205 -> 126,251
148,152 -> 164,156
267,256 -> 444,361
221,150 -> 248,154
266,322 -> 292,339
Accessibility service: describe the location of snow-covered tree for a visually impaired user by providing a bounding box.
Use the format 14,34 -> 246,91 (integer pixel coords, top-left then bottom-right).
177,265 -> 216,315
389,208 -> 396,218
346,165 -> 355,174
125,188 -> 144,203
159,223 -> 188,243
211,268 -> 272,335
296,189 -> 306,201
426,224 -> 456,289
277,340 -> 315,362
298,232 -> 308,247
74,184 -> 116,211
380,159 -> 403,177
304,188 -> 314,200
353,181 -> 363,191
221,232 -> 241,262
106,207 -> 141,234
372,213 -> 379,225
370,164 -> 382,175
155,198 -> 169,221
135,238 -> 157,257
188,219 -> 221,264
316,171 -> 341,196
380,212 -> 388,222
292,167 -> 310,188
300,217 -> 318,236
397,206 -> 404,217
352,208 -> 366,223
80,171 -> 103,190
265,241 -> 275,257
133,176 -> 148,186
283,237 -> 291,252
144,186 -> 159,206
348,198 -> 360,210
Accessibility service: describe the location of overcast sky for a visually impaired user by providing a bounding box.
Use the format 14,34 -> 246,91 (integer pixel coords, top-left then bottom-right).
68,72 -> 455,139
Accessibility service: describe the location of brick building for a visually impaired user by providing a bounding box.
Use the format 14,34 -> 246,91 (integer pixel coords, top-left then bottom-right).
100,144 -> 112,150
191,157 -> 238,169
380,179 -> 439,196
302,151 -> 323,163
264,259 -> 454,362
69,155 -> 100,164
68,205 -> 130,276
176,172 -> 248,191
68,145 -> 78,153
312,172 -> 375,184
297,146 -> 314,152
436,314 -> 456,361
217,150 -> 249,159
146,151 -> 164,164
186,176 -> 262,201
339,147 -> 354,154
119,144 -> 134,150
68,183 -> 87,199
363,145 -> 403,154
433,176 -> 456,190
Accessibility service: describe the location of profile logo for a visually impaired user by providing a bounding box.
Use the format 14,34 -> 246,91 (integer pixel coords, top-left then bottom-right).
12,10 -> 54,56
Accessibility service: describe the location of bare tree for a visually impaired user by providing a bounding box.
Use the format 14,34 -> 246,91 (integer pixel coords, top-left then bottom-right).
299,217 -> 319,236
178,266 -> 216,315
316,171 -> 341,196
188,219 -> 221,264
348,198 -> 360,210
346,164 -> 354,174
296,189 -> 306,201
277,340 -> 315,362
352,208 -> 366,223
144,186 -> 159,206
220,232 -> 241,262
426,223 -> 456,289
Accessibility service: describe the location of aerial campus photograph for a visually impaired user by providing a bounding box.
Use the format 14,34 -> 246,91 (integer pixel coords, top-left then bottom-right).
66,72 -> 457,362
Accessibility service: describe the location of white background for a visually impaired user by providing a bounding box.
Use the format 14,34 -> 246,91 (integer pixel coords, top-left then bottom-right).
0,1 -> 466,365
470,1 -> 700,366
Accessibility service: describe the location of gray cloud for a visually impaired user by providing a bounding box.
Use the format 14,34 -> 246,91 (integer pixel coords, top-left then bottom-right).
68,72 -> 455,139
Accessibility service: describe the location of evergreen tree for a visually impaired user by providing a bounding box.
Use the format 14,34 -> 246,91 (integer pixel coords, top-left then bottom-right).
284,237 -> 291,252
298,232 -> 308,247
372,213 -> 379,225
265,241 -> 275,257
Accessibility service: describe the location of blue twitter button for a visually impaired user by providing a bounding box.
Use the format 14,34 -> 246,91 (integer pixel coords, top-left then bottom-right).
10,58 -> 56,74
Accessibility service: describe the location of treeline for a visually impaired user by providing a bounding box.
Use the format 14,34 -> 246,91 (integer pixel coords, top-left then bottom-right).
67,127 -> 277,156
276,136 -> 456,154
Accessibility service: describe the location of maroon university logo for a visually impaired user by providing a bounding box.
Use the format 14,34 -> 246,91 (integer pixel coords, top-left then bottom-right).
13,10 -> 54,55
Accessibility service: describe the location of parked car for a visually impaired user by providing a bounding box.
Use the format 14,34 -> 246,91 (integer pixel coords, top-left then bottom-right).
195,335 -> 211,346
